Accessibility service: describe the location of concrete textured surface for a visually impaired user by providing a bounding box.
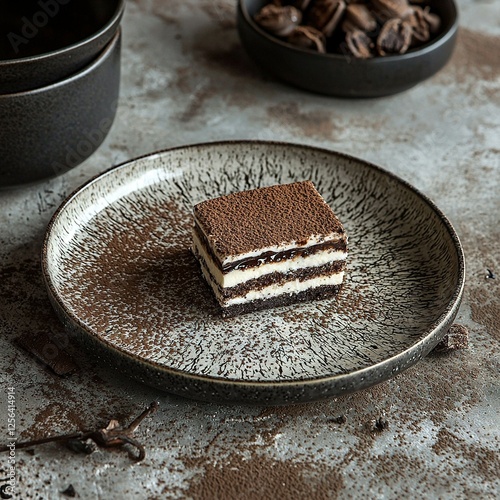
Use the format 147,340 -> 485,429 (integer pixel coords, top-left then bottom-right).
0,0 -> 499,498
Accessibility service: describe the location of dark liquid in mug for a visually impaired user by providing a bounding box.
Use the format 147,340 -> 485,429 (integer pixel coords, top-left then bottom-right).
0,0 -> 116,60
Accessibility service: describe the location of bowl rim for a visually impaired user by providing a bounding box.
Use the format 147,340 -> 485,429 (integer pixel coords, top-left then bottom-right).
238,0 -> 459,63
0,0 -> 124,67
0,27 -> 121,99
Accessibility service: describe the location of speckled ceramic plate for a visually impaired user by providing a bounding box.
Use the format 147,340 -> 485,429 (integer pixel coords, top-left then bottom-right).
43,141 -> 465,404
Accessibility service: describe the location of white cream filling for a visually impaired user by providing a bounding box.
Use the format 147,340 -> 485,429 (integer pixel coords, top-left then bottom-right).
195,218 -> 344,266
198,258 -> 344,307
192,230 -> 347,289
226,273 -> 344,306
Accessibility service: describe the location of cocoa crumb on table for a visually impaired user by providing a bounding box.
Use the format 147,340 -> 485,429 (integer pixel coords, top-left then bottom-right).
434,324 -> 469,352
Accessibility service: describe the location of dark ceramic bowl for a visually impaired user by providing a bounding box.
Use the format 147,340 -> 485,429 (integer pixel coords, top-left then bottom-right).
0,29 -> 121,188
0,0 -> 124,94
237,0 -> 458,97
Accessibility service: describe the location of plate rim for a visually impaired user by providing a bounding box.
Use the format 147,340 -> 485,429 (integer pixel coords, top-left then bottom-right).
42,140 -> 465,396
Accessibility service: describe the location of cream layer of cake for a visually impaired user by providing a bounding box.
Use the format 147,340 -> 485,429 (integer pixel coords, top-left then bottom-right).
196,254 -> 345,307
192,226 -> 347,288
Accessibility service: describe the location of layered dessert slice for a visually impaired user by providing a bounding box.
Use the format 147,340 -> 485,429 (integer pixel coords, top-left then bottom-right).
192,181 -> 348,317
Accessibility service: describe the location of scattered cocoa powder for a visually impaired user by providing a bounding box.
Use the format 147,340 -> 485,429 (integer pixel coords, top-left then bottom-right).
185,452 -> 345,500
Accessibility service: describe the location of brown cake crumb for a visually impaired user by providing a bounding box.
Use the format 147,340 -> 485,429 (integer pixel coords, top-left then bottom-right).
16,331 -> 78,376
368,415 -> 389,432
434,324 -> 469,352
328,415 -> 347,425
61,484 -> 77,497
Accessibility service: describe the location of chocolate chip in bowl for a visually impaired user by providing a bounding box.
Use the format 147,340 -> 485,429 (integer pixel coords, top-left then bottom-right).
237,0 -> 458,97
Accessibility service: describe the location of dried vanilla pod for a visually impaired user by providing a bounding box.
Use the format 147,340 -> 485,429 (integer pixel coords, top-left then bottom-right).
346,29 -> 374,58
377,17 -> 412,55
254,4 -> 303,37
307,0 -> 347,37
0,402 -> 160,461
287,25 -> 326,52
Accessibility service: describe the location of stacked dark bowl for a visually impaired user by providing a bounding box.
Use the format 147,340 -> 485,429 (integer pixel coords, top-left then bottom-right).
0,0 -> 125,188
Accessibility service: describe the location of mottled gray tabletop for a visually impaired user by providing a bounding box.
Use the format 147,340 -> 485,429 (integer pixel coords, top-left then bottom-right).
1,0 -> 499,498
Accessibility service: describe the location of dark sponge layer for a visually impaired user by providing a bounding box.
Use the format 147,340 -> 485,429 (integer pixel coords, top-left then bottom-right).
221,284 -> 343,318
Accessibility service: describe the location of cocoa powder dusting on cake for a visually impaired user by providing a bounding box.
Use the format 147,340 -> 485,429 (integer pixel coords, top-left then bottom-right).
194,181 -> 345,258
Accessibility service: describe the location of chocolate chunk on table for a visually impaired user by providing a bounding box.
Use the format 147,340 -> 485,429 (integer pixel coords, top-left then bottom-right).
434,324 -> 470,352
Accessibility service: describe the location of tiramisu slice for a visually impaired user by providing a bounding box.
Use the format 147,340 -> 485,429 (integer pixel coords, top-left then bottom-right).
192,181 -> 347,317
